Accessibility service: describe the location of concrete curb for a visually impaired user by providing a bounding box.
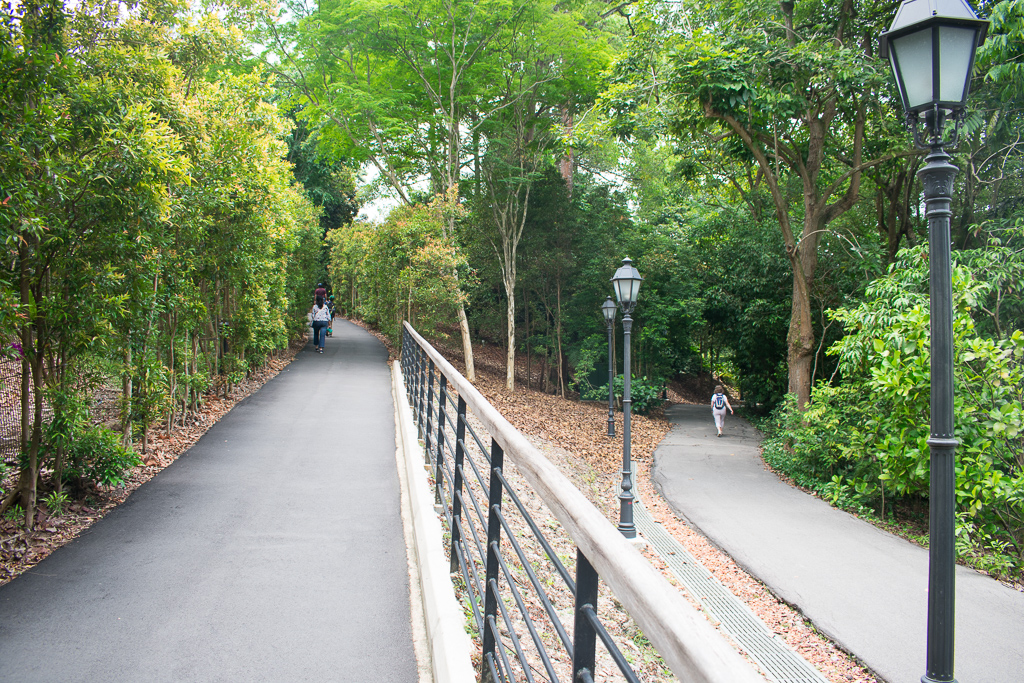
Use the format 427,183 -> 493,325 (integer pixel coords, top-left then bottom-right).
392,363 -> 477,683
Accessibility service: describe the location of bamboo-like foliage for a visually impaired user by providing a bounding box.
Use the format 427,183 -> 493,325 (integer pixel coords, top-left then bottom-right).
328,194 -> 469,343
0,2 -> 321,526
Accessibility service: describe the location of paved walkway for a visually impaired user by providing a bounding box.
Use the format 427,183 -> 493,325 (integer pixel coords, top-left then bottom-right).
0,320 -> 418,682
651,404 -> 1024,683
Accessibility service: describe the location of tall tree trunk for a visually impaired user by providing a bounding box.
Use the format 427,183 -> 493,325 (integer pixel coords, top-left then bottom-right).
505,282 -> 516,391
556,281 -> 565,398
25,341 -> 44,529
54,346 -> 68,495
191,332 -> 199,414
213,277 -> 221,389
458,303 -> 474,382
787,267 -> 816,409
19,238 -> 30,464
167,311 -> 176,436
704,46 -> 870,411
8,241 -> 35,522
473,116 -> 481,202
181,330 -> 189,424
439,189 -> 475,382
488,182 -> 530,391
123,341 -> 132,446
543,311 -> 551,394
524,287 -> 531,390
140,273 -> 159,453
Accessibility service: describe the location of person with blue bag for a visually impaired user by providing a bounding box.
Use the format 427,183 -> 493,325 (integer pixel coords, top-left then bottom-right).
711,385 -> 734,437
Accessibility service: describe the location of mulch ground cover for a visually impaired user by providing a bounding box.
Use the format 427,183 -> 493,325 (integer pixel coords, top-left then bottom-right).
417,333 -> 879,683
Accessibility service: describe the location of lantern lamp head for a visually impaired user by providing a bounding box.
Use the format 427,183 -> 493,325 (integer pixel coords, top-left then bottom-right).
611,258 -> 643,314
879,0 -> 988,147
602,296 -> 618,323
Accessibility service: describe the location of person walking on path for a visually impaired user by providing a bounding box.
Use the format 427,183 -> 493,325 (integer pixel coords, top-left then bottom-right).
711,385 -> 733,437
310,299 -> 331,353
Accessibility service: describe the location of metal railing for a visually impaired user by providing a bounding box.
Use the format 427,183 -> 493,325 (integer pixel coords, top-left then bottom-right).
400,322 -> 764,683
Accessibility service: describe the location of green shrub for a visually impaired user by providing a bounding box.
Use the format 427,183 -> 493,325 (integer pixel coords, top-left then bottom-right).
43,490 -> 70,516
64,425 -> 141,488
766,245 -> 1024,578
585,375 -> 665,415
4,504 -> 24,524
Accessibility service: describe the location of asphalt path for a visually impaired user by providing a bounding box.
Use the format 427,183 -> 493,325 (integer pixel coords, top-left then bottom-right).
0,320 -> 417,682
651,403 -> 1024,683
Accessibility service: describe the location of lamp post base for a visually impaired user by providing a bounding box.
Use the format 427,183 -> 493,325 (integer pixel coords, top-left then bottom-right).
617,485 -> 636,539
922,676 -> 958,683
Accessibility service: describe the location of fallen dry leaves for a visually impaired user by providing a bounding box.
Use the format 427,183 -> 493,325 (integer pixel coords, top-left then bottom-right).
429,337 -> 879,683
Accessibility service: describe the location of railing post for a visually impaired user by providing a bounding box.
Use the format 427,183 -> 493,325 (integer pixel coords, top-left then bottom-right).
407,329 -> 415,406
401,328 -> 410,398
403,327 -> 411,393
405,330 -> 417,410
406,333 -> 416,415
436,375 -> 447,506
425,359 -> 435,466
481,439 -> 505,681
411,342 -> 421,435
416,344 -> 426,440
449,395 -> 467,574
573,549 -> 599,682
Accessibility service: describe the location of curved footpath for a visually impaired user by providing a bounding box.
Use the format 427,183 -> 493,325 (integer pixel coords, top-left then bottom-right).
651,403 -> 1024,683
0,320 -> 418,682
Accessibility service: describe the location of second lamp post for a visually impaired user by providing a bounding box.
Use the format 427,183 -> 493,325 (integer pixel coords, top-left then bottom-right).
602,297 -> 617,437
611,258 -> 642,539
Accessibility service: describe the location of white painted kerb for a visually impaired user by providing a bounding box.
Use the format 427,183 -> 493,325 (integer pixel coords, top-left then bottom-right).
392,363 -> 476,683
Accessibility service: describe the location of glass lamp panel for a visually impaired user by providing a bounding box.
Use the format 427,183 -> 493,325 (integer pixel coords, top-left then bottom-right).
626,278 -> 641,303
938,25 -> 978,103
613,279 -> 628,304
891,28 -> 935,109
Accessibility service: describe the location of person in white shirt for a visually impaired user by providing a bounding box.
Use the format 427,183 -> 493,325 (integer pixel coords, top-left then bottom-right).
311,301 -> 331,353
711,385 -> 734,437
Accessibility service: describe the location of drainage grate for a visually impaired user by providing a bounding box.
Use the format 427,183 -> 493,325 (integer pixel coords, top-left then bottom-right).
632,475 -> 828,683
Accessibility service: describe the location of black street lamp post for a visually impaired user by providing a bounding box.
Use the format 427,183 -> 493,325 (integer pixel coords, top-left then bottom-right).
602,297 -> 617,437
611,258 -> 642,539
880,2 -> 988,681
